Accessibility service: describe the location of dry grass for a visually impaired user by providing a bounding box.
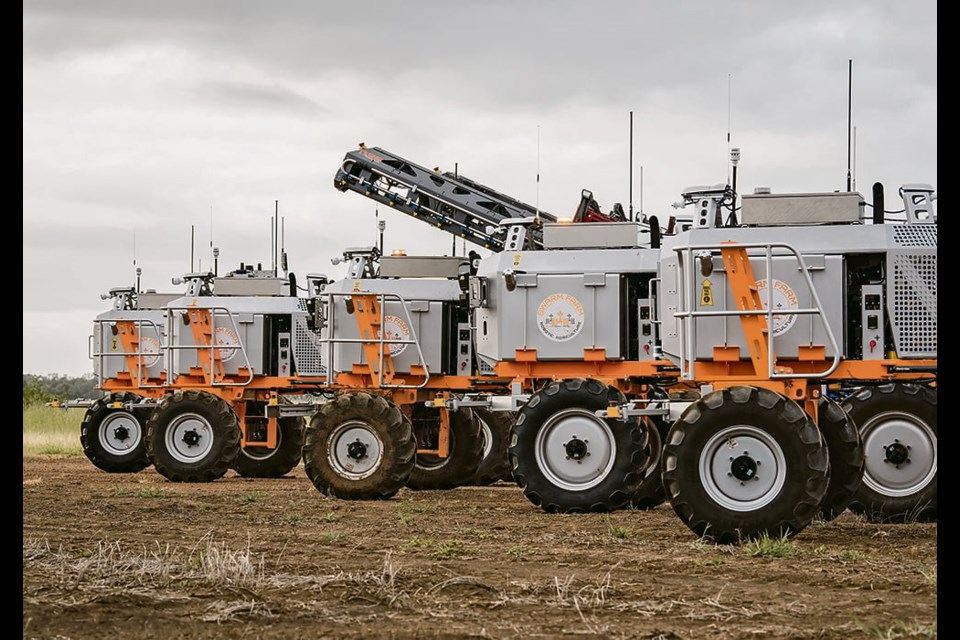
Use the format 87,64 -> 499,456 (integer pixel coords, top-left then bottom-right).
22,406 -> 84,456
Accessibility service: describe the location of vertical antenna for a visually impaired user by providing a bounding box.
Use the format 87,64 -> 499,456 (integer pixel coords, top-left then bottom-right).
640,165 -> 644,216
535,125 -> 541,223
190,224 -> 195,272
209,205 -> 214,270
274,200 -> 279,276
133,230 -> 139,293
281,215 -> 286,275
629,110 -> 634,221
846,59 -> 853,192
852,125 -> 857,191
727,73 -> 732,183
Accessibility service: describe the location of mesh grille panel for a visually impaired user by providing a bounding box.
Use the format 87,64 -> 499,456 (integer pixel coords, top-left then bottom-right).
891,253 -> 937,356
892,225 -> 937,247
293,316 -> 325,375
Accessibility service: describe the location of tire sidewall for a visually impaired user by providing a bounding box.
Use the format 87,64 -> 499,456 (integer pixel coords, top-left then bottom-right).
303,393 -> 414,499
843,384 -> 937,522
663,386 -> 828,542
511,378 -> 646,513
408,408 -> 483,489
233,416 -> 305,478
80,392 -> 151,472
147,390 -> 240,482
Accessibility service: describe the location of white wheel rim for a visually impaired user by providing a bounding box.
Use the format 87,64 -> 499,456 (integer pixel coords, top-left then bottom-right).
861,411 -> 937,498
534,408 -> 616,491
165,412 -> 215,463
478,418 -> 494,460
99,411 -> 142,456
699,425 -> 787,512
327,421 -> 383,479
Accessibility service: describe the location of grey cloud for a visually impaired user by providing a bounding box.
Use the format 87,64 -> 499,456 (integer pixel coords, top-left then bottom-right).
196,81 -> 326,116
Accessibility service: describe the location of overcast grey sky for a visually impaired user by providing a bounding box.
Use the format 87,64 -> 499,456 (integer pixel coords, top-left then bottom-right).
23,1 -> 937,376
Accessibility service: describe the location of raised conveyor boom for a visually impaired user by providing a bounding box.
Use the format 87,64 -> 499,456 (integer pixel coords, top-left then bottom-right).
335,146 -> 556,251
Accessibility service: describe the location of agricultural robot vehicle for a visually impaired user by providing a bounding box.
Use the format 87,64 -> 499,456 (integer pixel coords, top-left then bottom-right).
77,143 -> 936,542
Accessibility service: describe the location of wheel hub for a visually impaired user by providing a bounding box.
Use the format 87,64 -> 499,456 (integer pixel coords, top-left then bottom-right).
99,411 -> 143,455
327,421 -> 384,480
883,440 -> 910,466
181,429 -> 202,447
564,436 -> 589,462
347,439 -> 368,460
700,426 -> 786,512
534,409 -> 616,491
730,453 -> 758,481
861,412 -> 936,497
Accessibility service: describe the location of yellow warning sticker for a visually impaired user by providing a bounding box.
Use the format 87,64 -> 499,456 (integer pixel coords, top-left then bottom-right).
352,280 -> 362,292
111,337 -> 118,351
700,278 -> 714,306
513,253 -> 523,267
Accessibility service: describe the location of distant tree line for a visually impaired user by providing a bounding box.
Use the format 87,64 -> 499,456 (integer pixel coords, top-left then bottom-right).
22,374 -> 99,407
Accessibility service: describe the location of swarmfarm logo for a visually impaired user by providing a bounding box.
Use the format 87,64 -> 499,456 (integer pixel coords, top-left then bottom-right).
537,294 -> 585,342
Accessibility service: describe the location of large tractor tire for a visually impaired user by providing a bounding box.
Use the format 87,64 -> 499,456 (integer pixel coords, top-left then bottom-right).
662,386 -> 829,543
842,383 -> 937,523
815,396 -> 865,521
407,407 -> 483,490
302,393 -> 415,500
630,418 -> 668,510
468,408 -> 515,486
147,390 -> 241,482
80,392 -> 152,473
510,378 -> 648,513
233,412 -> 305,478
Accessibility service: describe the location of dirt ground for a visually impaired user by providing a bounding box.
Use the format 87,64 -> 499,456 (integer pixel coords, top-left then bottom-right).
23,455 -> 936,639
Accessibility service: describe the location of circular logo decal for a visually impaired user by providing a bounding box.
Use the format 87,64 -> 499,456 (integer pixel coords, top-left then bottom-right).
537,293 -> 585,342
755,279 -> 799,336
140,335 -> 161,368
214,326 -> 241,361
382,315 -> 411,356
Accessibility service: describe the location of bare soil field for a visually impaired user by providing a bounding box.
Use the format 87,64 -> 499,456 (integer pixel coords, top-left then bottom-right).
23,455 -> 936,639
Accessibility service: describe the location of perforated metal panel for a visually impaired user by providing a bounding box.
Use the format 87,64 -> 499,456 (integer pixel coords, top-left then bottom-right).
889,252 -> 937,357
892,225 -> 937,248
293,315 -> 325,375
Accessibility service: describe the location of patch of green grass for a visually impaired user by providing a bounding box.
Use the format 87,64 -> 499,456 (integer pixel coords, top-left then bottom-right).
454,527 -> 492,540
919,567 -> 936,586
693,557 -> 726,567
239,490 -> 266,505
608,525 -> 634,539
813,545 -> 828,555
112,486 -> 132,497
405,536 -> 436,549
135,487 -> 165,499
285,512 -> 303,525
506,544 -> 530,558
837,549 -> 868,561
404,537 -> 462,559
398,513 -> 414,525
22,406 -> 85,456
321,512 -> 339,523
853,618 -> 937,639
744,532 -> 796,558
429,540 -> 462,559
321,532 -> 349,543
